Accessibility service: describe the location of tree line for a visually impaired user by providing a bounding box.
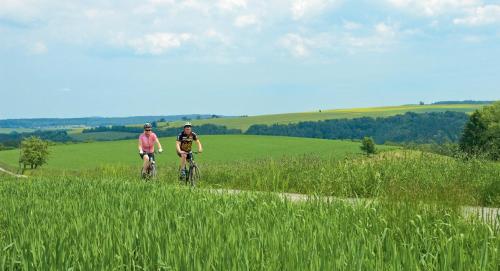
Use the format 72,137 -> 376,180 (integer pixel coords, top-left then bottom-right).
0,124 -> 241,150
246,111 -> 469,144
0,115 -> 216,129
432,101 -> 494,105
82,124 -> 242,139
459,101 -> 500,160
0,130 -> 72,150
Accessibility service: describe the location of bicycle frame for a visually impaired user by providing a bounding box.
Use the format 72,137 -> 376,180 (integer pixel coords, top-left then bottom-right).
142,151 -> 158,180
182,151 -> 200,187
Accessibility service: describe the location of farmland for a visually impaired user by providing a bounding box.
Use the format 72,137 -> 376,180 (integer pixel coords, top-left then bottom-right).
1,134 -> 498,207
1,110 -> 499,270
0,177 -> 498,270
0,135 -> 383,170
161,104 -> 484,131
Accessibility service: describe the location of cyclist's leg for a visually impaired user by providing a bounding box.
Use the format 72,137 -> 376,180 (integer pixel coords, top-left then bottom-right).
142,154 -> 150,172
178,152 -> 187,175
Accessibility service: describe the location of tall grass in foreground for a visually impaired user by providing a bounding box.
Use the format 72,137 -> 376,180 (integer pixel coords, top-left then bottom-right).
0,177 -> 498,270
48,151 -> 500,207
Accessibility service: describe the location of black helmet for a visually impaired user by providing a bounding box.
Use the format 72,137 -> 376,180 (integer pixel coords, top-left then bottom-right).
144,123 -> 152,129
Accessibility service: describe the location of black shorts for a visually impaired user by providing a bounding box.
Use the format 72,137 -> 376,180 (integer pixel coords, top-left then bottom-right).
177,152 -> 192,160
140,153 -> 155,160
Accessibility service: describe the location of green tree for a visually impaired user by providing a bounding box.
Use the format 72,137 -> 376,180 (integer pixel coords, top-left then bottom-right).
19,136 -> 50,171
360,137 -> 376,155
460,101 -> 500,160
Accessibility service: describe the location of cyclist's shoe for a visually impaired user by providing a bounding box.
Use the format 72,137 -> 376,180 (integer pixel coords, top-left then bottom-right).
179,169 -> 187,179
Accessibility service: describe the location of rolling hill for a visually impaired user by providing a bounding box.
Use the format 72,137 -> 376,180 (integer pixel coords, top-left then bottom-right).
159,104 -> 484,131
0,135 -> 393,170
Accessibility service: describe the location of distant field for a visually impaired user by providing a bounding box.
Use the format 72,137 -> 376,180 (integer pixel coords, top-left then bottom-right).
161,104 -> 484,131
70,131 -> 136,142
0,135 -> 387,170
0,128 -> 35,134
0,127 -> 86,134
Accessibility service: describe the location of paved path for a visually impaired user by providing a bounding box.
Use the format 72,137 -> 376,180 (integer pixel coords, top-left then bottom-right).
209,188 -> 500,225
0,167 -> 27,178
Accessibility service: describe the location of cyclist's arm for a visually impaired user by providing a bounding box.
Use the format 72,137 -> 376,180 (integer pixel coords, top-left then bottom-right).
138,139 -> 143,153
196,139 -> 203,153
176,141 -> 184,153
156,138 -> 163,152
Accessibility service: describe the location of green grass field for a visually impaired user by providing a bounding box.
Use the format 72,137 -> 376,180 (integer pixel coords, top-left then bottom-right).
2,134 -> 498,207
0,135 -> 384,170
1,121 -> 499,269
161,104 -> 484,131
0,177 -> 498,270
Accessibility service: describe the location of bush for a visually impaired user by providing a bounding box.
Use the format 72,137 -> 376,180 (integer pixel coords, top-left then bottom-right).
360,137 -> 376,155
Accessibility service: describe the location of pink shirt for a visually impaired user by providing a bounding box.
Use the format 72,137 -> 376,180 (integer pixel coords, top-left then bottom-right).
139,132 -> 158,153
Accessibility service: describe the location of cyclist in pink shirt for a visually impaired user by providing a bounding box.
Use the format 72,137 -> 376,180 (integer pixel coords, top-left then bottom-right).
138,123 -> 163,175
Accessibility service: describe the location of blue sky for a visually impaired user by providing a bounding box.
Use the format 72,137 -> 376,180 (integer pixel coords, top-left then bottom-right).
0,0 -> 499,119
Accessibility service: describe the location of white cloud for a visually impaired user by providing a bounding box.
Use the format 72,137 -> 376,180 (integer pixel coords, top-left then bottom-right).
30,41 -> 48,54
128,33 -> 192,55
291,0 -> 339,20
0,0 -> 45,23
387,0 -> 480,16
150,0 -> 175,5
204,29 -> 232,46
280,33 -> 313,57
279,21 -> 404,58
454,5 -> 500,26
279,32 -> 331,58
234,14 -> 258,27
343,20 -> 363,30
4,0 -> 491,62
218,0 -> 247,11
375,22 -> 397,38
84,9 -> 115,19
342,22 -> 401,51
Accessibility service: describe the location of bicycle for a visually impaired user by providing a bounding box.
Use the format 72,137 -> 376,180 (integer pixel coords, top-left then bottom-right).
180,151 -> 201,187
141,152 -> 158,180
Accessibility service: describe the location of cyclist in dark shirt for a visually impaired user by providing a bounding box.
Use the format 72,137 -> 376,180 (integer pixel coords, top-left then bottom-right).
176,122 -> 203,177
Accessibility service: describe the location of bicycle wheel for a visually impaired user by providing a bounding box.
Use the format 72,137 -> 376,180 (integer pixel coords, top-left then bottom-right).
181,167 -> 188,185
189,164 -> 200,187
150,163 -> 157,179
